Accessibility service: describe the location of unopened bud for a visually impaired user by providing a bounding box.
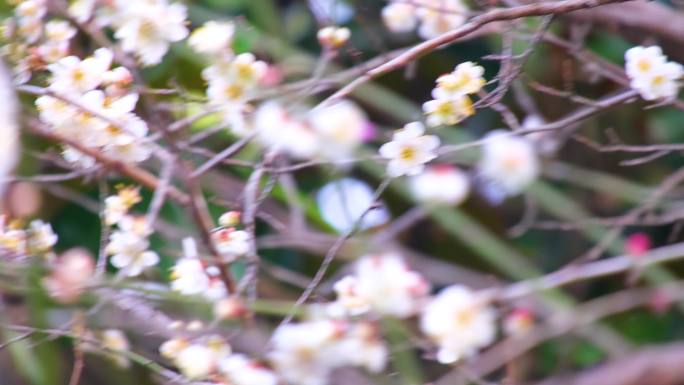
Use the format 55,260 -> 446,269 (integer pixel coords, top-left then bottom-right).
213,297 -> 247,320
317,26 -> 350,48
218,211 -> 241,228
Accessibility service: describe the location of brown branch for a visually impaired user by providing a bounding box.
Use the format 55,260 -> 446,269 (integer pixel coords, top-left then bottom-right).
27,121 -> 190,205
320,0 -> 628,106
534,341 -> 684,385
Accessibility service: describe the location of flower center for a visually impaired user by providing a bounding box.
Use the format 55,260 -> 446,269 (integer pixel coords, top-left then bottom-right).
637,58 -> 651,73
652,75 -> 666,86
224,84 -> 244,100
399,146 -> 417,161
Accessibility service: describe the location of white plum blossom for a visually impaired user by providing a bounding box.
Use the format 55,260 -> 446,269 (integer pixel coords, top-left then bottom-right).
379,122 -> 440,177
46,48 -> 113,94
316,178 -> 390,233
203,53 -> 268,135
170,256 -> 210,296
211,228 -> 250,260
423,61 -> 484,127
268,320 -> 388,385
625,46 -> 667,80
332,253 -> 429,318
106,216 -> 159,277
478,131 -> 539,198
112,0 -> 189,66
381,0 -> 468,39
631,61 -> 683,101
423,95 -> 474,127
104,187 -> 141,226
409,165 -> 470,206
381,3 -> 418,34
219,354 -> 279,385
267,321 -> 344,385
189,21 -> 235,55
171,237 -> 230,300
434,61 -> 486,99
420,285 -> 497,364
625,45 -> 683,101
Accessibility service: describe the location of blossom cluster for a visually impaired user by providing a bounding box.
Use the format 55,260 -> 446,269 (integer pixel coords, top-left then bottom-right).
625,45 -> 683,101
382,0 -> 469,39
104,187 -> 159,277
159,326 -> 273,383
423,61 -> 484,127
328,253 -> 497,364
192,20 -> 269,137
171,212 -> 250,301
36,47 -> 152,165
0,215 -> 57,257
2,0 -> 77,82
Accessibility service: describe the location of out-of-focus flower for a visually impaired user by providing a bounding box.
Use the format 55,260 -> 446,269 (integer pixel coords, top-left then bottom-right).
317,26 -> 350,48
0,59 -> 20,198
188,20 -> 235,55
219,354 -> 279,385
255,101 -> 319,158
175,343 -> 217,380
112,0 -> 188,66
335,322 -> 388,373
267,321 -> 344,385
214,297 -> 247,320
503,308 -> 534,337
159,337 -> 189,360
211,228 -> 250,260
27,219 -> 57,252
626,232 -> 652,257
332,253 -> 429,318
478,131 -> 539,198
379,122 -> 440,177
316,178 -> 390,233
218,211 -> 241,228
68,0 -> 96,23
308,100 -> 368,161
381,3 -> 418,33
44,20 -> 76,42
409,165 -> 470,206
42,248 -> 94,303
420,285 -> 497,364
416,0 -> 468,39
170,255 -> 210,295
0,217 -> 27,254
101,329 -> 131,368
